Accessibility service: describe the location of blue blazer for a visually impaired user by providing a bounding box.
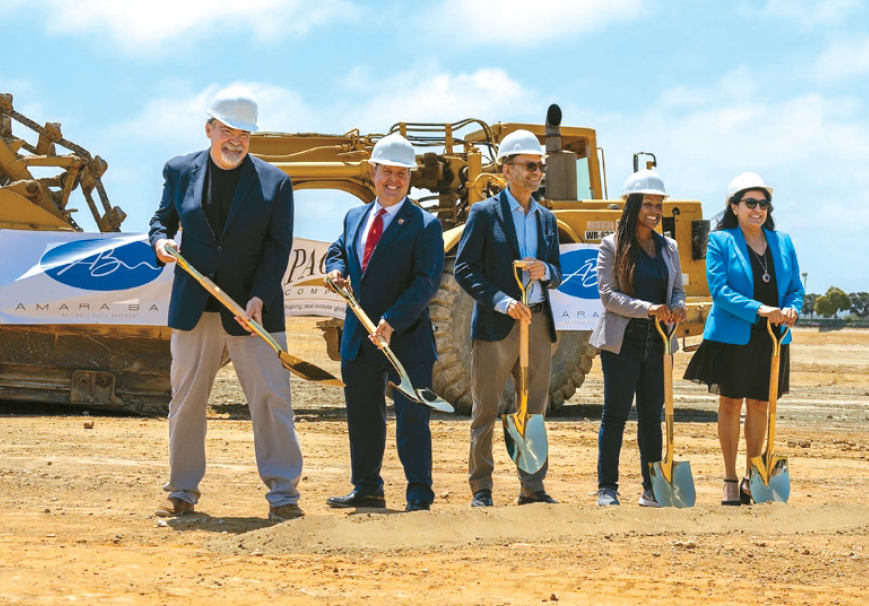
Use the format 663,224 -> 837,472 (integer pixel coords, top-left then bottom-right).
454,191 -> 562,342
704,227 -> 804,345
149,150 -> 294,336
325,199 -> 444,364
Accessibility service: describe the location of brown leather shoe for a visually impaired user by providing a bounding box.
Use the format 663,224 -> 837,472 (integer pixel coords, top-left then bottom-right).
269,503 -> 304,521
155,497 -> 194,517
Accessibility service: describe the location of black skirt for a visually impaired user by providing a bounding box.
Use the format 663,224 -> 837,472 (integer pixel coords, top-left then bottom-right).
683,324 -> 790,401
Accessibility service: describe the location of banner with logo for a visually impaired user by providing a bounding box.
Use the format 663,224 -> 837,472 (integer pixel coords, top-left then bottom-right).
0,232 -> 598,328
550,243 -> 603,331
0,230 -> 173,325
282,238 -> 345,319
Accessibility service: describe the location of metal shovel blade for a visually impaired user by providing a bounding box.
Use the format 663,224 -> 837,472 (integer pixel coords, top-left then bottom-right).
503,413 -> 547,475
415,387 -> 455,413
650,460 -> 697,509
277,351 -> 344,386
750,456 -> 790,504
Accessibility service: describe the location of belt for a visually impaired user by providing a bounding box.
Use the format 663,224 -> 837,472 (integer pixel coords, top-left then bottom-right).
528,302 -> 546,313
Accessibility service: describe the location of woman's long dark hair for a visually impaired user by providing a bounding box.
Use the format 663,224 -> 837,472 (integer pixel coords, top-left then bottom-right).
613,193 -> 644,295
714,188 -> 775,231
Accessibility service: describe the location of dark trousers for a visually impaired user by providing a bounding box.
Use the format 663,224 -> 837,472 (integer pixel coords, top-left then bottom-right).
341,354 -> 434,503
597,320 -> 664,492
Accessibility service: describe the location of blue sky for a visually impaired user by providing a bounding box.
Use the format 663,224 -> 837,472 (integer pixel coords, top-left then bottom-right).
3,0 -> 868,293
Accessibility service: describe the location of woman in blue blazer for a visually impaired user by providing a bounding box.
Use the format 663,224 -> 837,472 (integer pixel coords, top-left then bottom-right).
684,172 -> 803,505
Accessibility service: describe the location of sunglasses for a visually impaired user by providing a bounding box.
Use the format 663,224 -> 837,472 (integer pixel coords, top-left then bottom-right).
741,198 -> 772,210
511,161 -> 546,173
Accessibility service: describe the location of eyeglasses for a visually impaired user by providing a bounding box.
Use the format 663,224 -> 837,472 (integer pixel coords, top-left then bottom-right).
510,161 -> 546,173
741,198 -> 772,210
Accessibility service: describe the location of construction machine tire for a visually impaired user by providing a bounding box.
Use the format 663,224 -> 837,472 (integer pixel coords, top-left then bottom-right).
430,259 -> 598,416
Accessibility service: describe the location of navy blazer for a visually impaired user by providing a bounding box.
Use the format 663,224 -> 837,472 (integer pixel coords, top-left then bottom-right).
704,227 -> 804,346
454,191 -> 562,343
325,198 -> 444,364
149,150 -> 294,336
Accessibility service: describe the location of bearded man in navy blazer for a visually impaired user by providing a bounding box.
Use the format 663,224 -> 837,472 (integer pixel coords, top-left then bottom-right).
455,129 -> 562,508
324,133 -> 444,512
149,87 -> 304,522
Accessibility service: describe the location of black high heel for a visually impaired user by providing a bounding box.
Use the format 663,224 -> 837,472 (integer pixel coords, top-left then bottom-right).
740,476 -> 753,505
722,479 -> 741,506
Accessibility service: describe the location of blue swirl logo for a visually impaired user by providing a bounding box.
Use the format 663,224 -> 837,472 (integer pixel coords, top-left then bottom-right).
41,239 -> 162,291
557,248 -> 599,299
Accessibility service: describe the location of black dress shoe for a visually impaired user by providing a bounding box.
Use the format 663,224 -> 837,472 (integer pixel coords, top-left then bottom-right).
404,499 -> 430,512
326,490 -> 386,509
471,489 -> 493,507
518,491 -> 558,505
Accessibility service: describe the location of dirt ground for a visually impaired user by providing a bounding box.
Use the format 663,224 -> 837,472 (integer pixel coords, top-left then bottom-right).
1,322 -> 868,605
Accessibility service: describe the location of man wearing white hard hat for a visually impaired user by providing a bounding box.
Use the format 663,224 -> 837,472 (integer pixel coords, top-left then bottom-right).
324,133 -> 444,512
455,129 -> 563,507
149,86 -> 304,521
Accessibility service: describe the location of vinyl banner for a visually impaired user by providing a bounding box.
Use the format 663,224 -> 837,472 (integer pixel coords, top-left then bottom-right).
550,243 -> 603,331
282,238 -> 346,319
0,230 -> 173,325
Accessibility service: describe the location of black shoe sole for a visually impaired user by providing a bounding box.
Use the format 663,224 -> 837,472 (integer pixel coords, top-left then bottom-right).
326,498 -> 386,509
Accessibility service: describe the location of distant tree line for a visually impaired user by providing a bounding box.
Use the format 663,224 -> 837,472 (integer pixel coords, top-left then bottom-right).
802,288 -> 869,319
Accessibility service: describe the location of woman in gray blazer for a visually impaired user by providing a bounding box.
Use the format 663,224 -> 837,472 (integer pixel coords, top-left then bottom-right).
590,170 -> 687,507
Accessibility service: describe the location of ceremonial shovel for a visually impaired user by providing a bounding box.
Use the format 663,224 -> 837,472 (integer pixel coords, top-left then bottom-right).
749,321 -> 791,503
324,276 -> 454,413
165,244 -> 343,386
648,318 -> 696,508
502,260 -> 548,475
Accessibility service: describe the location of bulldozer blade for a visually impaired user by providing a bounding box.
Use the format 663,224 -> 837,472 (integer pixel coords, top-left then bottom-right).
650,459 -> 696,509
750,456 -> 790,504
277,351 -> 343,386
503,413 -> 547,475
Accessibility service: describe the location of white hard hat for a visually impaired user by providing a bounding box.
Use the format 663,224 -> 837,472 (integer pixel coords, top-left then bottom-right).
622,169 -> 667,199
206,86 -> 259,133
369,133 -> 417,169
726,172 -> 773,204
496,129 -> 545,161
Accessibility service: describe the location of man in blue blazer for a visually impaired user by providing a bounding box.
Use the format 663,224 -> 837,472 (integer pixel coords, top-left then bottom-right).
149,87 -> 304,522
325,134 -> 445,512
455,129 -> 562,507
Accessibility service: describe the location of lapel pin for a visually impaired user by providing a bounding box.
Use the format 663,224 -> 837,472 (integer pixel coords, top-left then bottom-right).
398,218 -> 405,225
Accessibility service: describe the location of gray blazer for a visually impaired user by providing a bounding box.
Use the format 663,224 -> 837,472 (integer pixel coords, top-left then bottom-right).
590,233 -> 686,354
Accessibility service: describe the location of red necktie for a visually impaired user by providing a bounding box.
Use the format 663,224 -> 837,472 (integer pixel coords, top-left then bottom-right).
362,208 -> 387,271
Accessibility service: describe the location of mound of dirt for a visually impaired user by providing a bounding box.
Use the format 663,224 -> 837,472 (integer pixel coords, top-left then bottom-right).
211,501 -> 869,555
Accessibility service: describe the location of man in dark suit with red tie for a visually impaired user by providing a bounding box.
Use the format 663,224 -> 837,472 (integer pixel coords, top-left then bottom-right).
325,133 -> 444,512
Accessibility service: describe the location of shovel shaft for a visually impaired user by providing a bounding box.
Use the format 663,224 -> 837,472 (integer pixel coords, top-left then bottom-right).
762,321 -> 789,459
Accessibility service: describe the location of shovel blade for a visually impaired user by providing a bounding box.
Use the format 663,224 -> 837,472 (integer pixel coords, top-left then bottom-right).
388,377 -> 423,405
503,413 -> 548,475
750,458 -> 790,503
278,352 -> 344,386
415,388 -> 454,413
650,460 -> 696,509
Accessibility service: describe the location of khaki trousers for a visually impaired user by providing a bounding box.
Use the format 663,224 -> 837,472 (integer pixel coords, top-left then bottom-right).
468,311 -> 554,496
164,313 -> 303,507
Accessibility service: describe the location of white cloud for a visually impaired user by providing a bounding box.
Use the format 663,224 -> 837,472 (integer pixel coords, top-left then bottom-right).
427,0 -> 644,42
812,36 -> 869,81
745,0 -> 861,27
561,69 -> 869,291
24,0 -> 357,55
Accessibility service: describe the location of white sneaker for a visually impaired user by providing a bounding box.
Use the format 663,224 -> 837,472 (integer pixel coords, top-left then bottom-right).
596,488 -> 620,507
639,488 -> 660,507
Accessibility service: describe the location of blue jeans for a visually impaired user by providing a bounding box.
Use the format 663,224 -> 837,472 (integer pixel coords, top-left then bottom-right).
597,320 -> 664,492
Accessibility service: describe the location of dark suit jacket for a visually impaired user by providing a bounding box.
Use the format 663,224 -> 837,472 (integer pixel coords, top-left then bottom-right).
704,227 -> 803,346
325,198 -> 444,364
454,191 -> 562,342
149,150 -> 294,336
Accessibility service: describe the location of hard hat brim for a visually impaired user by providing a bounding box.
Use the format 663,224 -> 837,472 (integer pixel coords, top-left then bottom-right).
622,189 -> 668,199
368,159 -> 418,170
207,111 -> 259,134
727,186 -> 774,204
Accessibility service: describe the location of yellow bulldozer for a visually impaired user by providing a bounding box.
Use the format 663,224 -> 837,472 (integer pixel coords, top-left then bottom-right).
250,104 -> 711,415
0,93 -> 171,414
